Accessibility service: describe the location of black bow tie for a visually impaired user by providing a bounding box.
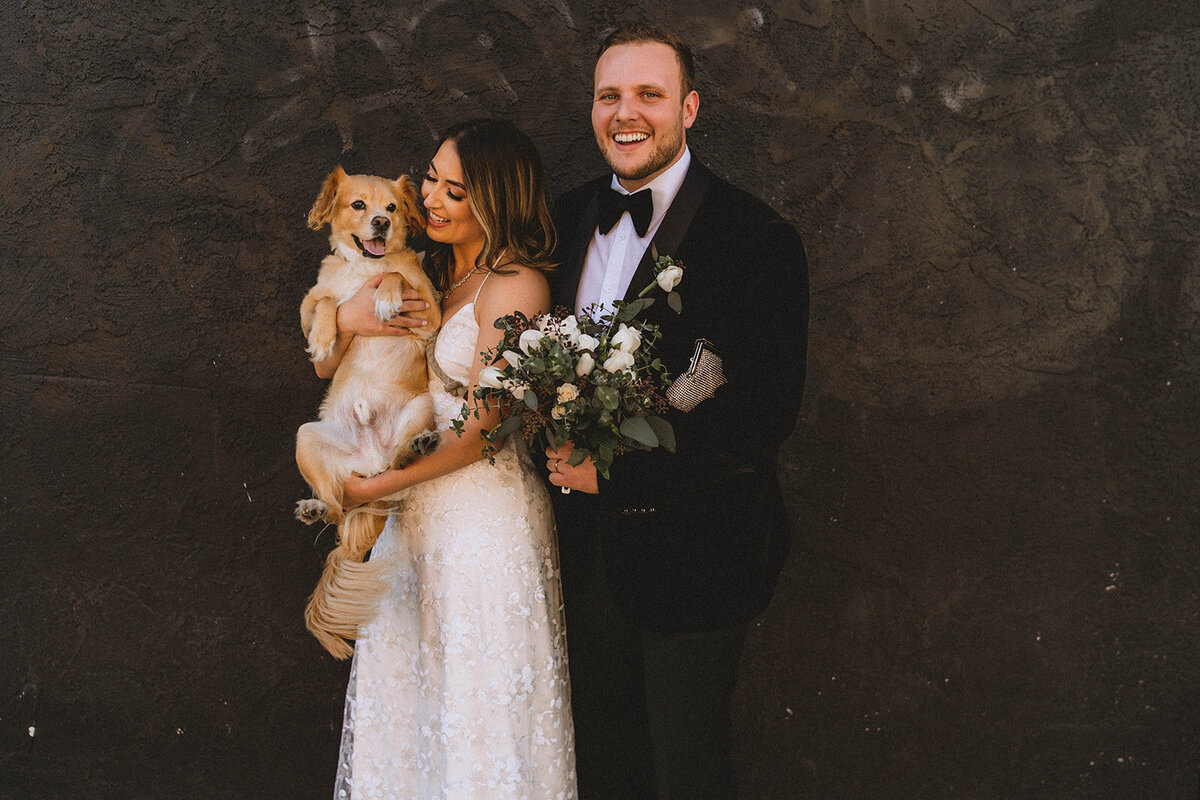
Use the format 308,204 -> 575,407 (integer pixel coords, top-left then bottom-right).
597,186 -> 653,238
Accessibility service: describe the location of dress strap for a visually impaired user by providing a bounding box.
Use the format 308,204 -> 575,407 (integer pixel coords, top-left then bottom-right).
472,269 -> 493,303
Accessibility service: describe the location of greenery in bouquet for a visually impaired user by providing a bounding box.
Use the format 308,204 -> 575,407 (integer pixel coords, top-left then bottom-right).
451,255 -> 685,479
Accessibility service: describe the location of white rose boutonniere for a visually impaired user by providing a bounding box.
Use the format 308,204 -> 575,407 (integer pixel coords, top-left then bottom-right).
656,264 -> 683,292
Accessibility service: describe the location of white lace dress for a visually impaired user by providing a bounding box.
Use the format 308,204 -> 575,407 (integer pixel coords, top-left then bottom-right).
334,297 -> 576,800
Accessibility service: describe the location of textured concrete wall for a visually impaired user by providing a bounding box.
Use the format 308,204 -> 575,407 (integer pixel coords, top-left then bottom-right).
2,1 -> 1197,798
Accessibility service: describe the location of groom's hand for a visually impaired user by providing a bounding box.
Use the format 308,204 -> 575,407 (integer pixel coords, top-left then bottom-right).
545,442 -> 599,494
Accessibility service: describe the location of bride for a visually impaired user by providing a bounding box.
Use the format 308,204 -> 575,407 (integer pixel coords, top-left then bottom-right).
313,119 -> 576,799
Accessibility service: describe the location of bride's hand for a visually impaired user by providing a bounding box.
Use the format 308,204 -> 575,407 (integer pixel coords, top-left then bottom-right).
338,274 -> 430,337
342,471 -> 393,509
314,276 -> 431,379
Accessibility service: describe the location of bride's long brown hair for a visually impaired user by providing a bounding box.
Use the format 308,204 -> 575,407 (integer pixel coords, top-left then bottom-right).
423,119 -> 557,291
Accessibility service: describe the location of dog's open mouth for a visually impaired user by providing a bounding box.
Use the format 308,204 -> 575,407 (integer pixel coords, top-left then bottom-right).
353,235 -> 387,258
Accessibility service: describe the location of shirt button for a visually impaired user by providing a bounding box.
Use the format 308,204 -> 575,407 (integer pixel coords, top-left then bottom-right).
618,234 -> 626,240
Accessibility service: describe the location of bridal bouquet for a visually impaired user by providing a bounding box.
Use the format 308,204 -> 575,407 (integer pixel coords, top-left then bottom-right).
451,255 -> 685,479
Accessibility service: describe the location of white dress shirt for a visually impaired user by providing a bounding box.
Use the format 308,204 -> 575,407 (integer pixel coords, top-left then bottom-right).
575,147 -> 692,316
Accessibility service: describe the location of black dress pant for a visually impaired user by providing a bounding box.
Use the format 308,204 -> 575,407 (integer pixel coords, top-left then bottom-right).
563,532 -> 749,800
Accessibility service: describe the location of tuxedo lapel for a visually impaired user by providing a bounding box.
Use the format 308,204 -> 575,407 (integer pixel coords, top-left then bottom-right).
622,159 -> 713,304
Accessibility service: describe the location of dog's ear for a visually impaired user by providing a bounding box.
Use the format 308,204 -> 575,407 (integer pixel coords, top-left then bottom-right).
394,175 -> 426,235
308,166 -> 347,230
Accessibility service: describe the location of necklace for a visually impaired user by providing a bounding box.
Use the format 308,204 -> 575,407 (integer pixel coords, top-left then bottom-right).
444,265 -> 482,300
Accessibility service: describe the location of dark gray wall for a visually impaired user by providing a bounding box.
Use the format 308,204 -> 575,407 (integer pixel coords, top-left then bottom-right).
2,2 -> 1197,798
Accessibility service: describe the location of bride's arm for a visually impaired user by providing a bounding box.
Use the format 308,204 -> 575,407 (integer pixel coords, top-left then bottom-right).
342,266 -> 551,506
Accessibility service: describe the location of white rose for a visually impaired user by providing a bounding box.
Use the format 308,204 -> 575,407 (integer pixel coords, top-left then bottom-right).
504,379 -> 528,400
575,352 -> 595,376
656,265 -> 683,292
576,333 -> 600,353
557,383 -> 579,403
551,404 -> 567,420
537,315 -> 554,332
518,329 -> 545,354
502,349 -> 523,369
560,315 -> 580,338
603,350 -> 635,373
479,365 -> 506,389
611,323 -> 642,353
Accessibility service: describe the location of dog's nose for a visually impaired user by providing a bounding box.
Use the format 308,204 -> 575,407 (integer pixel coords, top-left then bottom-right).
372,216 -> 390,231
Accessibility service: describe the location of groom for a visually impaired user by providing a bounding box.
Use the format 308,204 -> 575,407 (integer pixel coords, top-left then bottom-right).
546,23 -> 810,800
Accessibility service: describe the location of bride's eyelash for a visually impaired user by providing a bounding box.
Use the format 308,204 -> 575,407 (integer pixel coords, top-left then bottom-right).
423,172 -> 465,202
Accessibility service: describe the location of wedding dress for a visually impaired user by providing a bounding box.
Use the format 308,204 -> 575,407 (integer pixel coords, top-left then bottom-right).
334,283 -> 576,799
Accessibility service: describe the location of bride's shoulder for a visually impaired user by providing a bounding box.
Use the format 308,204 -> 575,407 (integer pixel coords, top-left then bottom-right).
480,263 -> 550,308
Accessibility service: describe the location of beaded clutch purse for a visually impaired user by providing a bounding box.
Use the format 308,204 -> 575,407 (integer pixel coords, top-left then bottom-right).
666,338 -> 725,412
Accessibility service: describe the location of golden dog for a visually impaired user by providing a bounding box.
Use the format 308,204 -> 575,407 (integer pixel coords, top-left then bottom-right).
295,166 -> 441,659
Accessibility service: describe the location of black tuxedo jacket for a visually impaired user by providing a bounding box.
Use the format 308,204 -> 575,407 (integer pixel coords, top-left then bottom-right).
549,158 -> 809,632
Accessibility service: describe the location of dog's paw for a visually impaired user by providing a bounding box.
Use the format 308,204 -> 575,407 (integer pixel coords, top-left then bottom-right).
374,287 -> 407,323
295,498 -> 328,525
410,429 -> 441,456
308,341 -> 336,364
307,315 -> 338,364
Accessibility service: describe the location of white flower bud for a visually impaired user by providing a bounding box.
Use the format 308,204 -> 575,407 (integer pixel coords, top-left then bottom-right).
503,379 -> 528,400
603,350 -> 636,373
575,352 -> 595,376
611,323 -> 642,353
478,366 -> 506,389
518,329 -> 545,355
656,265 -> 683,292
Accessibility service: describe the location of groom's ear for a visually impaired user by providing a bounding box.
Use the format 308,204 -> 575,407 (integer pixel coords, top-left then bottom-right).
682,90 -> 699,130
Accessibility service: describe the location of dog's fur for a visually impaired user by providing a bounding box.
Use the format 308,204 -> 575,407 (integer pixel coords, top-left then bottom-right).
295,166 -> 441,659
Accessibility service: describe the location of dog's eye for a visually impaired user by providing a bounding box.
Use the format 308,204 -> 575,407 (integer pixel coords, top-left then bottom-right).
386,203 -> 397,212
351,200 -> 365,210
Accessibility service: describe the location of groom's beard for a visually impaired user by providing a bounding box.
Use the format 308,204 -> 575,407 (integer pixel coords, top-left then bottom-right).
598,123 -> 685,186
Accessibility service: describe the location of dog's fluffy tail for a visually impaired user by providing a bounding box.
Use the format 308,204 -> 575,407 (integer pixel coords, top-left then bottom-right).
305,506 -> 390,660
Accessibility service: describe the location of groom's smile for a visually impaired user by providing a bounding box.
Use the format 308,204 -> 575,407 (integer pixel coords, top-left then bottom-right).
592,40 -> 699,192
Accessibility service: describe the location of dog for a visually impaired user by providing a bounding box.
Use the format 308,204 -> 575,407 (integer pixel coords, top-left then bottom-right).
294,166 -> 441,659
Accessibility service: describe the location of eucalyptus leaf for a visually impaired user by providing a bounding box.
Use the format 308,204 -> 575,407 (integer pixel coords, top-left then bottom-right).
617,297 -> 654,322
646,415 -> 676,453
619,415 -> 659,448
493,414 -> 523,438
668,291 -> 682,314
524,390 -> 539,410
596,385 -> 620,411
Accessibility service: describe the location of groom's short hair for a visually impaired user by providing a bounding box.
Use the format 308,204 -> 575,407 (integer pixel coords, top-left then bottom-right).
596,23 -> 696,96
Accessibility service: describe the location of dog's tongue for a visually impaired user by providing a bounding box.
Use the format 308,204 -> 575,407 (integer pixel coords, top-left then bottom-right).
363,237 -> 386,257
